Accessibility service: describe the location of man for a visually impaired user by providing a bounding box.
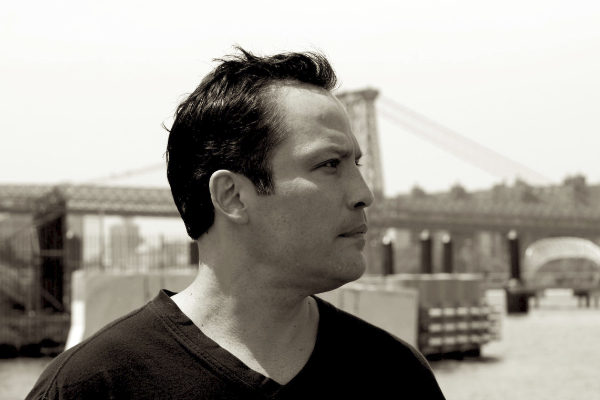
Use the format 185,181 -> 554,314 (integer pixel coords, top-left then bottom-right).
28,48 -> 446,399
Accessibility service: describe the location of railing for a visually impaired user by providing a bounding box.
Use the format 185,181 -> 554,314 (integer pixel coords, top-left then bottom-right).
70,234 -> 196,272
0,231 -> 196,354
1,232 -> 196,310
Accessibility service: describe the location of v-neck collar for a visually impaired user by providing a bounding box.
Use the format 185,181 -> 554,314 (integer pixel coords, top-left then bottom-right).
149,290 -> 333,398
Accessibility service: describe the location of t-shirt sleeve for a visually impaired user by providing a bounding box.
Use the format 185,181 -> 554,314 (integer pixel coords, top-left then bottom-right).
25,345 -> 116,400
25,362 -> 57,400
26,362 -> 116,400
25,355 -> 72,400
403,342 -> 447,399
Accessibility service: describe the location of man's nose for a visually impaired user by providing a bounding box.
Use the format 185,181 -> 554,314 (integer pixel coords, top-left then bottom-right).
348,167 -> 375,209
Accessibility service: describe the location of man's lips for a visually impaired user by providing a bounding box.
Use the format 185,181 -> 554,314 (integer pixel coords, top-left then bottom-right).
338,224 -> 369,237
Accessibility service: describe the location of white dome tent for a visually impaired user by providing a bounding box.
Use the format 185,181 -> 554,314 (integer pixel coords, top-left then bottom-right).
523,237 -> 600,288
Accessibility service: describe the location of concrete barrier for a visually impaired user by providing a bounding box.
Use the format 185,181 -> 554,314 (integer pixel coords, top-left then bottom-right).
317,282 -> 419,347
66,270 -> 196,349
66,270 -> 419,349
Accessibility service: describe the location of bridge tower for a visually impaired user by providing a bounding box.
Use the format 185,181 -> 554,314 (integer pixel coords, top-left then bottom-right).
336,89 -> 385,199
336,89 -> 386,274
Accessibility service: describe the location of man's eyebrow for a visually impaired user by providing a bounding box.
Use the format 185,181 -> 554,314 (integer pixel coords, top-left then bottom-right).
311,146 -> 363,160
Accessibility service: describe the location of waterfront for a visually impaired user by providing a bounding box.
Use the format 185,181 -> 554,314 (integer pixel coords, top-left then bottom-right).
2,290 -> 599,400
432,289 -> 600,399
0,358 -> 51,400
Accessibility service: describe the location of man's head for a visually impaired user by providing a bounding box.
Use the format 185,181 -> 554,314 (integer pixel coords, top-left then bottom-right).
166,47 -> 338,240
241,84 -> 375,289
167,47 -> 374,289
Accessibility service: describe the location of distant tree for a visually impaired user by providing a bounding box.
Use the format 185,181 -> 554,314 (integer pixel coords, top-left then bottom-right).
449,183 -> 469,200
514,178 -> 539,203
563,174 -> 589,204
411,185 -> 427,198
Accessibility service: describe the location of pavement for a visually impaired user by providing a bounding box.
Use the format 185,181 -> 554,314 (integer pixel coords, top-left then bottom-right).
431,289 -> 600,399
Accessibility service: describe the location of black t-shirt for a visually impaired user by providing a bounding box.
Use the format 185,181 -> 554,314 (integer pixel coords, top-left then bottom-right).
27,290 -> 446,399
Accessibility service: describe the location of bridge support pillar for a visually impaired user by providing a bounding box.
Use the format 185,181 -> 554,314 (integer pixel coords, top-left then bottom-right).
442,234 -> 453,274
505,230 -> 530,314
420,230 -> 433,274
189,242 -> 199,265
381,237 -> 394,276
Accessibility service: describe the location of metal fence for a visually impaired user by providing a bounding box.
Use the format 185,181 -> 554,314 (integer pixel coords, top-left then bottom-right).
0,226 -> 196,355
70,234 -> 196,272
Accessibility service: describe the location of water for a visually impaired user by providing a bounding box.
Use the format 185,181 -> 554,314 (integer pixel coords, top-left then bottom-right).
2,290 -> 599,400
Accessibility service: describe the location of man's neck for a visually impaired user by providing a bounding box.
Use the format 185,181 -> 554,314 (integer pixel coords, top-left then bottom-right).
171,260 -> 320,385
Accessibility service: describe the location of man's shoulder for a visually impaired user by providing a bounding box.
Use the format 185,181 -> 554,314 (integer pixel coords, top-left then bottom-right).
26,303 -> 157,399
315,295 -> 422,357
313,296 -> 446,399
69,301 -> 155,355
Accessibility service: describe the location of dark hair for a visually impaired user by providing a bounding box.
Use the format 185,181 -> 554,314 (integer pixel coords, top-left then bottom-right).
166,46 -> 338,240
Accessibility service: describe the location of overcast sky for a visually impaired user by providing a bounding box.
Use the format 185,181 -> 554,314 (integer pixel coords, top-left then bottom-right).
2,0 -> 599,197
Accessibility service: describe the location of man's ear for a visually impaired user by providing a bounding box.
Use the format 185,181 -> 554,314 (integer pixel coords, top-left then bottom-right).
209,170 -> 250,225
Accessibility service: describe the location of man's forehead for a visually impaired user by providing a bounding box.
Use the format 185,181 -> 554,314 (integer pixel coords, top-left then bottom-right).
284,120 -> 363,163
274,84 -> 359,151
275,83 -> 344,118
306,130 -> 362,157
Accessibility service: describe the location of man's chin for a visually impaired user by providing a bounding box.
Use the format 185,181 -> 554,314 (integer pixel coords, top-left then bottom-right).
347,260 -> 367,282
314,261 -> 367,294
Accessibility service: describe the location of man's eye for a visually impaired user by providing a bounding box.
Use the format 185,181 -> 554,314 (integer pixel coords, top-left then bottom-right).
321,159 -> 340,169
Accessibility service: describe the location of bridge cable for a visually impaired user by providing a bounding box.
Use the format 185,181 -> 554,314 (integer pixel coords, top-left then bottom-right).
378,95 -> 553,185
